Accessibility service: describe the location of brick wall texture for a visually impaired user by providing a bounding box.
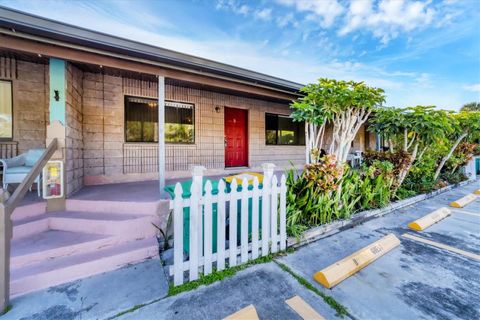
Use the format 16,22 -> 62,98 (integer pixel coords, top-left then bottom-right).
2,60 -> 49,153
65,64 -> 84,194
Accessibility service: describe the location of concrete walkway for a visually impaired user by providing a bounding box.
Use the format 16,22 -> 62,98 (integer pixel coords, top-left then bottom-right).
118,262 -> 339,320
2,258 -> 169,320
2,181 -> 478,320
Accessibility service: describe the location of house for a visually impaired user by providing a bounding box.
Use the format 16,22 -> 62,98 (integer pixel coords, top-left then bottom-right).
0,6 -> 375,298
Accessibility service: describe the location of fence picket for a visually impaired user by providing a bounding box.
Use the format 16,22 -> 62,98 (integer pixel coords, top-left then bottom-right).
173,183 -> 184,286
240,178 -> 249,263
217,180 -> 226,271
189,181 -> 200,281
229,179 -> 238,267
261,176 -> 271,256
251,177 -> 260,259
279,174 -> 287,251
171,168 -> 288,286
203,181 -> 213,275
271,175 -> 279,253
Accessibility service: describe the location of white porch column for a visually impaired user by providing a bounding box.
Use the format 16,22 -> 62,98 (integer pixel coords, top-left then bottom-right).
376,133 -> 382,151
158,76 -> 166,196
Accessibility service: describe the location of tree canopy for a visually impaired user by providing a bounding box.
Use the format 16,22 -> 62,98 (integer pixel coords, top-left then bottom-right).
291,78 -> 385,164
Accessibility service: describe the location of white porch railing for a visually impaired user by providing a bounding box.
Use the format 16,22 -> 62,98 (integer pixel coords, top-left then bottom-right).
169,165 -> 287,286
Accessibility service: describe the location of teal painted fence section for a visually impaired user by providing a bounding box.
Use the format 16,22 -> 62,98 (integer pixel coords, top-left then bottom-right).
49,58 -> 66,124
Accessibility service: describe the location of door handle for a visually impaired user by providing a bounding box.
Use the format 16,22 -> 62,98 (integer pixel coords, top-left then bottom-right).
224,139 -> 227,147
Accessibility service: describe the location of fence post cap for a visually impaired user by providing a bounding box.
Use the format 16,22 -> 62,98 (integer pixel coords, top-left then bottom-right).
191,166 -> 206,176
261,163 -> 276,171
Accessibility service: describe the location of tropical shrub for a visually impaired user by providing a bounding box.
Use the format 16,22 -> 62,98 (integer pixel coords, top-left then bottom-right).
363,150 -> 411,185
401,152 -> 438,194
368,106 -> 451,191
285,158 -> 394,238
445,142 -> 477,175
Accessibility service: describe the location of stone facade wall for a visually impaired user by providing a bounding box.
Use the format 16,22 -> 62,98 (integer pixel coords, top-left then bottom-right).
319,123 -> 368,154
81,75 -> 307,184
2,59 -> 49,153
82,73 -> 124,181
65,64 -> 84,195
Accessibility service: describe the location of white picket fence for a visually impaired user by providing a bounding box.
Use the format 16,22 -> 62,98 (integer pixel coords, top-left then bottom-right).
169,167 -> 287,286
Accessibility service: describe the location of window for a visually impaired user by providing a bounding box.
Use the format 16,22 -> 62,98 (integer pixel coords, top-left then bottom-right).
125,96 -> 194,143
0,80 -> 13,140
165,101 -> 195,143
265,113 -> 305,145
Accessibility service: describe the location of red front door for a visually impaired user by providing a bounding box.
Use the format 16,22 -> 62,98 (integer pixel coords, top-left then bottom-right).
224,107 -> 248,167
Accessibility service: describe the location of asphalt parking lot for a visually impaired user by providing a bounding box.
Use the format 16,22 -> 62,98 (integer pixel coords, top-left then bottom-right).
278,182 -> 480,320
120,182 -> 479,320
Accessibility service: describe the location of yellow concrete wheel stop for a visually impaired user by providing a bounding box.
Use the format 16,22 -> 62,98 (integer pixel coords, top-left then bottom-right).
313,233 -> 400,289
285,295 -> 325,320
450,194 -> 477,208
474,189 -> 480,195
223,305 -> 259,320
408,207 -> 451,231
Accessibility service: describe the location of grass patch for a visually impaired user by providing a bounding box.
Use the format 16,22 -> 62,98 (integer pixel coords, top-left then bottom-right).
1,305 -> 12,316
274,261 -> 350,318
168,254 -> 277,296
111,302 -> 153,319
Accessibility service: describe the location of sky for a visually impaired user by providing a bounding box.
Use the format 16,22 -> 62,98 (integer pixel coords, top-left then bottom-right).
2,0 -> 479,110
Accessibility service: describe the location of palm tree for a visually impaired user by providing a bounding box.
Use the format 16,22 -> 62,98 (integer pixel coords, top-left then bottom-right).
460,102 -> 480,111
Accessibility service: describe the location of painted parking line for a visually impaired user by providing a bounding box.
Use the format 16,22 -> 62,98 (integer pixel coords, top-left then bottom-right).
450,194 -> 478,208
223,304 -> 259,320
402,233 -> 480,261
314,233 -> 400,289
451,209 -> 480,218
408,207 -> 451,231
285,295 -> 325,320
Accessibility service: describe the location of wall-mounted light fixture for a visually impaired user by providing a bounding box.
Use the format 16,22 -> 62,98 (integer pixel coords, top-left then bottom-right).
215,106 -> 221,113
54,90 -> 60,101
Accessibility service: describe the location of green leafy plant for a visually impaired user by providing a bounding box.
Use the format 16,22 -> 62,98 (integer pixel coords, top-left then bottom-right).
285,159 -> 394,238
152,211 -> 173,252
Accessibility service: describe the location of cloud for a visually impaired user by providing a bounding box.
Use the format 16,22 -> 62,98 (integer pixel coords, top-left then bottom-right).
276,12 -> 296,28
277,0 -> 344,28
254,8 -> 272,21
464,84 -> 480,92
216,0 -> 249,15
339,0 -> 436,44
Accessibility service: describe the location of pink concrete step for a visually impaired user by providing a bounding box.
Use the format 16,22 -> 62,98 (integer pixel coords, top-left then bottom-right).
11,202 -> 46,221
13,210 -> 160,240
11,230 -> 113,269
66,199 -> 165,215
10,237 -> 159,297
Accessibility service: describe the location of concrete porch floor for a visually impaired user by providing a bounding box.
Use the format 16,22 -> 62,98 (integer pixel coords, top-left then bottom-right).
10,168 -> 294,205
71,169 -> 294,202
